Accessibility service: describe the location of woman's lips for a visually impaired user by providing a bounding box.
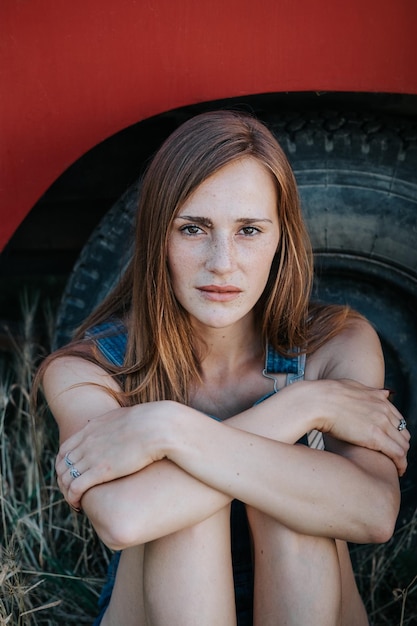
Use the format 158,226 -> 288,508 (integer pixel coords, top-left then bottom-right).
197,285 -> 242,301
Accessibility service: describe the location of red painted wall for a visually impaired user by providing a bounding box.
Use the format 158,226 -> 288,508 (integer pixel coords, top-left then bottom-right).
1,0 -> 416,250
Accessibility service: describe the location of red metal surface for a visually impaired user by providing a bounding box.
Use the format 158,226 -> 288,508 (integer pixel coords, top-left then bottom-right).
1,0 -> 416,250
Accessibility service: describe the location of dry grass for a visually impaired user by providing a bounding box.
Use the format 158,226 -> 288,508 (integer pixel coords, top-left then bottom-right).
352,509 -> 417,625
0,293 -> 416,625
0,294 -> 109,625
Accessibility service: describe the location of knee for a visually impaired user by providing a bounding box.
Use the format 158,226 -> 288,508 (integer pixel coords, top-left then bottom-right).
150,505 -> 233,553
247,506 -> 337,559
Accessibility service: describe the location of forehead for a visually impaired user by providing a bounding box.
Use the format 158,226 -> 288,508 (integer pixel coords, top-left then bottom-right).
178,157 -> 277,215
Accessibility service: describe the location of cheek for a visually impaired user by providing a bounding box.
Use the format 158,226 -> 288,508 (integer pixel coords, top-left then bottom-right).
167,252 -> 194,298
167,241 -> 182,279
250,244 -> 277,275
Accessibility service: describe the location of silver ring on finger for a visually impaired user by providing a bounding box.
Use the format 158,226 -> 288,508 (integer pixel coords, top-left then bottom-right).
397,417 -> 407,432
70,467 -> 81,479
64,453 -> 74,467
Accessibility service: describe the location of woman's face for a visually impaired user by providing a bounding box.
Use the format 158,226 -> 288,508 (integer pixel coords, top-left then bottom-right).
167,157 -> 280,333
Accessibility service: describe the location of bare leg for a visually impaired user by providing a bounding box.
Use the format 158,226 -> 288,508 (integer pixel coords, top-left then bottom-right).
247,506 -> 343,626
336,540 -> 369,626
101,545 -> 147,626
102,506 -> 236,626
143,505 -> 237,626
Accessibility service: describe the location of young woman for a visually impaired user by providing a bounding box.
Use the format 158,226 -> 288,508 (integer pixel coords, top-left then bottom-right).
39,111 -> 409,626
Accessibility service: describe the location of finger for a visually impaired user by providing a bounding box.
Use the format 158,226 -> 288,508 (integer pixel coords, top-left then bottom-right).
402,428 -> 411,443
371,400 -> 409,448
396,428 -> 411,453
56,445 -> 86,476
389,415 -> 411,452
58,425 -> 92,462
57,452 -> 88,496
58,466 -> 76,493
366,422 -> 409,476
385,419 -> 410,449
64,457 -> 114,506
56,471 -> 82,509
396,456 -> 408,478
61,466 -> 89,509
384,438 -> 408,477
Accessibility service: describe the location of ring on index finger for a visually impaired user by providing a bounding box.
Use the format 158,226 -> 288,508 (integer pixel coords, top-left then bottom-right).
398,418 -> 407,432
64,453 -> 74,467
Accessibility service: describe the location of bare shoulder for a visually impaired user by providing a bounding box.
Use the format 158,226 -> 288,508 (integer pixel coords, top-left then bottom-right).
306,316 -> 385,387
42,353 -> 122,441
43,352 -> 121,396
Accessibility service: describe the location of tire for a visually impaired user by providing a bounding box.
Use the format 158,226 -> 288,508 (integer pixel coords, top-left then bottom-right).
54,110 -> 417,503
53,179 -> 140,349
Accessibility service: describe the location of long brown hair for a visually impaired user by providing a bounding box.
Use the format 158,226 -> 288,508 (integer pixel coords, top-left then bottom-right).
36,111 -> 360,406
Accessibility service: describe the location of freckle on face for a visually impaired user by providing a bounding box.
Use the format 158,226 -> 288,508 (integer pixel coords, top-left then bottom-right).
167,158 -> 279,331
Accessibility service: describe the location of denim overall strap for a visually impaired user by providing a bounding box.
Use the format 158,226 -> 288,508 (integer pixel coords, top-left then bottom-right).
85,319 -> 127,367
264,345 -> 324,451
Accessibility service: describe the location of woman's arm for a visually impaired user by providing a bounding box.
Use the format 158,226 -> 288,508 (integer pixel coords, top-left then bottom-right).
163,404 -> 401,546
46,356 -> 315,547
44,358 -> 233,547
159,321 -> 406,542
148,322 -> 406,545
47,320 -> 408,548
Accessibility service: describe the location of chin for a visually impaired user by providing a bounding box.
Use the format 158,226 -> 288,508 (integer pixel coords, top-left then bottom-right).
190,312 -> 253,331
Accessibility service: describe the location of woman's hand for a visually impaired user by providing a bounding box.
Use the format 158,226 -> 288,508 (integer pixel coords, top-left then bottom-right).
299,378 -> 409,476
55,401 -> 174,510
229,372 -> 409,477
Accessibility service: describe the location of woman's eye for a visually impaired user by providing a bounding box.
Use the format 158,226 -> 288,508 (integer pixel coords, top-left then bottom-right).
180,224 -> 204,235
240,226 -> 259,236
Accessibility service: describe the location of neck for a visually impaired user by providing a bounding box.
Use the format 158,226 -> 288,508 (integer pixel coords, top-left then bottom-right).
194,317 -> 263,378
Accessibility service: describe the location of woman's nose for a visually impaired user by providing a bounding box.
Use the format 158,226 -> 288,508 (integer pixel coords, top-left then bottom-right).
205,235 -> 237,274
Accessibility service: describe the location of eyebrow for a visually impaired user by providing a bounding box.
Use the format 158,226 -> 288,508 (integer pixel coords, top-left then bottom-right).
175,215 -> 274,225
